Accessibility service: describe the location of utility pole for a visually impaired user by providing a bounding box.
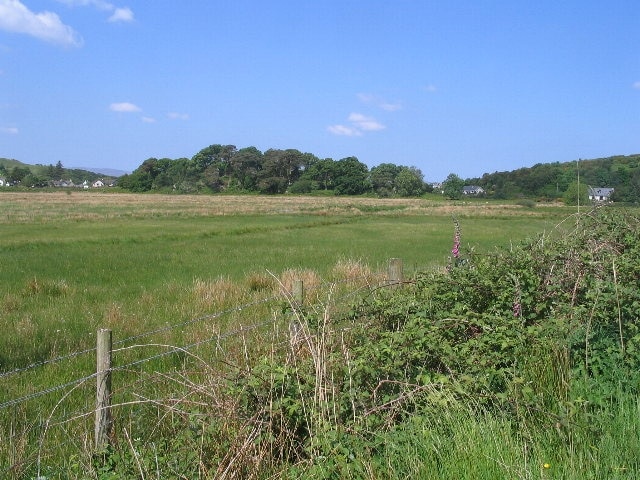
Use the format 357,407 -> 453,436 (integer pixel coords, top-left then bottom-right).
577,158 -> 580,214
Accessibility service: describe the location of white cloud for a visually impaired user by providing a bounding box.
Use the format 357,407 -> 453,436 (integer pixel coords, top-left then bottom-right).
57,0 -> 134,23
357,92 -> 402,111
348,113 -> 385,131
327,124 -> 362,136
1,126 -> 19,135
109,102 -> 141,112
633,81 -> 640,90
58,0 -> 110,9
424,84 -> 437,93
0,0 -> 82,47
141,116 -> 156,123
108,7 -> 133,22
167,112 -> 189,120
328,113 -> 385,136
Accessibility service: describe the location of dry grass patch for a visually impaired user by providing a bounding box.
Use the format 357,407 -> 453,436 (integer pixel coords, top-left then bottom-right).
192,277 -> 245,310
279,268 -> 322,298
245,272 -> 275,293
331,258 -> 381,287
0,191 -> 562,226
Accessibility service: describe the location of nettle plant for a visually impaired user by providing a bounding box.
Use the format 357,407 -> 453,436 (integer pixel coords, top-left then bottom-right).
229,207 -> 640,471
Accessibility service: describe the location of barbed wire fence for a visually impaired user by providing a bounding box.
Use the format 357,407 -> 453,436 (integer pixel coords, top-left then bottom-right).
0,259 -> 406,477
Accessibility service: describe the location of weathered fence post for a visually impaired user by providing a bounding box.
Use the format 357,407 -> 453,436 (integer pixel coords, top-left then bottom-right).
292,279 -> 304,307
95,328 -> 113,451
388,258 -> 403,287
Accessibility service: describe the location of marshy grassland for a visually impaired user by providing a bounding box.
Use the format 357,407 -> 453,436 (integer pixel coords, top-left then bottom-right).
0,191 -> 566,364
2,191 -> 584,478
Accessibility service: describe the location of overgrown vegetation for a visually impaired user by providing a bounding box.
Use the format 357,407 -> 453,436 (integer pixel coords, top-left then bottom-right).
191,206 -> 639,478
2,195 -> 638,478
468,153 -> 640,202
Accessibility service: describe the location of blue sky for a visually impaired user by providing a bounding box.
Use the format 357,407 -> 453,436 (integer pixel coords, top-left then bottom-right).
1,0 -> 639,181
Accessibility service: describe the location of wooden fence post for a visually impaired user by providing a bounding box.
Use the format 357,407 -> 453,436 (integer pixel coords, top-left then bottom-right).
95,328 -> 113,451
292,279 -> 304,306
388,258 -> 403,287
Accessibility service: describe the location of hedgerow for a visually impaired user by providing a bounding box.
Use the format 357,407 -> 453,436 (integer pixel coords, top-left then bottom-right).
228,207 -> 640,476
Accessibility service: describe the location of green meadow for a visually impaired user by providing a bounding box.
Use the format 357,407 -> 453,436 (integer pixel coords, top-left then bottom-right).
0,192 -> 566,368
2,192 -> 583,478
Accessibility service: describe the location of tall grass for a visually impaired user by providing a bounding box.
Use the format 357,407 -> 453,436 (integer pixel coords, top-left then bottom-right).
0,192 -> 576,478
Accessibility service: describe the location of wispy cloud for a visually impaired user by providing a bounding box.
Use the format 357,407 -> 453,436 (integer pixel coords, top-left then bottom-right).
109,102 -> 141,112
0,0 -> 82,47
348,113 -> 385,131
141,116 -> 156,123
424,84 -> 437,93
108,7 -> 133,23
327,124 -> 362,137
167,112 -> 189,120
328,112 -> 385,136
633,81 -> 640,90
357,93 -> 402,111
1,126 -> 19,135
57,0 -> 134,23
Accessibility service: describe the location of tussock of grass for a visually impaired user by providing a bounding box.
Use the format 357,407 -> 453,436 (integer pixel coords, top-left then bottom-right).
245,272 -> 275,292
331,258 -> 379,287
279,268 -> 321,295
192,277 -> 245,309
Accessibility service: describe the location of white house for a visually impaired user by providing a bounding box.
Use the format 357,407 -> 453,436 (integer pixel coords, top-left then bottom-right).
462,185 -> 485,195
0,178 -> 6,187
92,179 -> 105,188
588,187 -> 614,202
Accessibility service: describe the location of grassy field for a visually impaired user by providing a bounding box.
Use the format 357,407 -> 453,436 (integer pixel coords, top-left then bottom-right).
0,192 -> 569,364
0,192 -> 576,478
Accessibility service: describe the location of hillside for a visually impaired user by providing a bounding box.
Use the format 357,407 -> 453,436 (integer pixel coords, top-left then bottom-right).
467,153 -> 640,202
0,158 -> 115,186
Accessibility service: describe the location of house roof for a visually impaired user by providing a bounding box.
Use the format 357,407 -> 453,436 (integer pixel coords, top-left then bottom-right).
588,187 -> 614,196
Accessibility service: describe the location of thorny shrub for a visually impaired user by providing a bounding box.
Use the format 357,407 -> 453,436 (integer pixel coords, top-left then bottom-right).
227,207 -> 640,475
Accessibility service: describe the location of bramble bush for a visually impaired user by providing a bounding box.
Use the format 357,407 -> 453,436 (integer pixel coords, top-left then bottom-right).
228,207 -> 640,476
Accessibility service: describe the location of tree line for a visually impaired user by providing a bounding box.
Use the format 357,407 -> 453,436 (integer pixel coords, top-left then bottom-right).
4,150 -> 640,203
464,154 -> 640,203
118,145 -> 431,197
0,160 -> 105,187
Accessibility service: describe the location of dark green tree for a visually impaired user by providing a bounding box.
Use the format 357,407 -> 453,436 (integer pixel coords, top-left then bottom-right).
333,157 -> 370,195
230,147 -> 263,191
54,161 -> 64,180
118,171 -> 151,192
8,166 -> 30,184
396,167 -> 425,197
370,163 -> 401,197
301,158 -> 338,190
563,181 -> 589,206
442,173 -> 464,199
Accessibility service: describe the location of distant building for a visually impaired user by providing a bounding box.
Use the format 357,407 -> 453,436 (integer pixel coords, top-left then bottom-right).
0,177 -> 7,187
92,179 -> 105,188
462,185 -> 485,195
588,187 -> 614,202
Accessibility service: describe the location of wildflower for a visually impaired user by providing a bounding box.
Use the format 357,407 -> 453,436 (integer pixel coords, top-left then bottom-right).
543,463 -> 551,469
451,218 -> 461,259
513,301 -> 522,317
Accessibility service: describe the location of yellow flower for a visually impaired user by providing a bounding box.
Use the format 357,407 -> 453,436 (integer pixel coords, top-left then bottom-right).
543,463 -> 551,469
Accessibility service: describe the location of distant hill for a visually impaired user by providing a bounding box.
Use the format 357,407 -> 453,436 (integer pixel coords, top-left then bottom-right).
0,158 -> 119,186
466,154 -> 640,202
68,166 -> 128,177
